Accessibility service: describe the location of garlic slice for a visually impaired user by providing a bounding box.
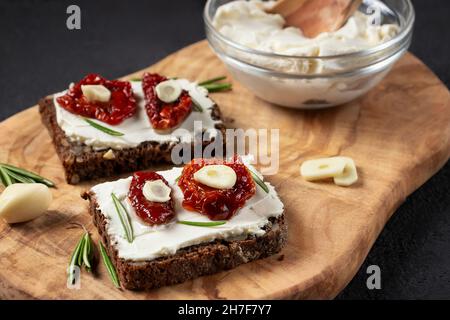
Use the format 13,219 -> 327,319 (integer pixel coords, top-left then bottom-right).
0,183 -> 52,224
155,80 -> 182,103
142,179 -> 171,203
81,84 -> 111,103
300,157 -> 347,181
193,165 -> 237,189
333,157 -> 358,186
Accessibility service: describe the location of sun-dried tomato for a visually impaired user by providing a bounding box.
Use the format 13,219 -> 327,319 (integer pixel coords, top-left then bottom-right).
56,74 -> 136,125
128,171 -> 175,226
142,73 -> 192,130
178,156 -> 256,220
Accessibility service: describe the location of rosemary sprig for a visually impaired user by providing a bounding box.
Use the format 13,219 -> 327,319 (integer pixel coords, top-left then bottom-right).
198,76 -> 227,86
177,220 -> 227,227
99,241 -> 120,288
201,83 -> 232,93
0,163 -> 55,187
84,118 -> 124,137
248,169 -> 269,193
3,168 -> 35,183
111,193 -> 134,243
67,234 -> 85,285
67,230 -> 95,285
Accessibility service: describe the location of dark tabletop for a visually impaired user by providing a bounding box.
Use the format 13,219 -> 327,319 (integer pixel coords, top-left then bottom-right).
0,0 -> 448,299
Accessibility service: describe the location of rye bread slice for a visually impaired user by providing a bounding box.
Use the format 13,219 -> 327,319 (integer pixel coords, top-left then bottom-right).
38,96 -> 226,184
82,191 -> 287,291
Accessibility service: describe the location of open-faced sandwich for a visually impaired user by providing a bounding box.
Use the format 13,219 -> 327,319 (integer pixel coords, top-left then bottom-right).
39,73 -> 225,184
82,155 -> 286,290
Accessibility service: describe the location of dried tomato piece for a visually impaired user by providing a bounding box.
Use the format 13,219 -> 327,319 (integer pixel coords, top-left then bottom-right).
56,74 -> 136,125
178,156 -> 256,220
142,73 -> 192,130
128,171 -> 175,226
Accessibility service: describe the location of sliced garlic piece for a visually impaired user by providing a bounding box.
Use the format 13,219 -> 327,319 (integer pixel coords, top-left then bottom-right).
103,149 -> 116,160
155,80 -> 182,103
0,183 -> 52,224
300,157 -> 347,181
333,157 -> 358,187
193,165 -> 237,189
81,84 -> 111,103
142,179 -> 171,203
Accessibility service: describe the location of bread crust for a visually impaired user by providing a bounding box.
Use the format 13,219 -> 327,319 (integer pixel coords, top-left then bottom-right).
82,191 -> 287,291
38,96 -> 226,184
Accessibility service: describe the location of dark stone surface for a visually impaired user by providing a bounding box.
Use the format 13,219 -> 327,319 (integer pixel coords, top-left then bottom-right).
0,0 -> 448,299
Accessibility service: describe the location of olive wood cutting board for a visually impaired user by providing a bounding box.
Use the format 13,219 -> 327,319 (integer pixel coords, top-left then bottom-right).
0,40 -> 449,299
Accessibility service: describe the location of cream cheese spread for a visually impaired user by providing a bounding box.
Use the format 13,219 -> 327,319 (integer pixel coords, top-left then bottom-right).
213,0 -> 399,57
90,157 -> 284,261
54,79 -> 222,150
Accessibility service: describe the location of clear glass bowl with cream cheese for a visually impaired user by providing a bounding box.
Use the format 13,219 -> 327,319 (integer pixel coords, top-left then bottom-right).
204,0 -> 415,109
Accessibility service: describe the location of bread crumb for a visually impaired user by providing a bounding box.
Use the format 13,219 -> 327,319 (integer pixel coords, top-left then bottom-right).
103,149 -> 116,160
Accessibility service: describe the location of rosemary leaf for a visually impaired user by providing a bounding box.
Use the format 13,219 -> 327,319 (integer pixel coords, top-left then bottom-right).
177,220 -> 227,227
111,193 -> 134,243
0,171 -> 6,186
77,237 -> 86,267
0,166 -> 13,187
129,78 -> 142,81
198,76 -> 227,86
201,83 -> 232,93
249,169 -> 269,193
99,241 -> 120,288
0,163 -> 55,187
191,100 -> 203,113
84,118 -> 124,137
82,233 -> 93,271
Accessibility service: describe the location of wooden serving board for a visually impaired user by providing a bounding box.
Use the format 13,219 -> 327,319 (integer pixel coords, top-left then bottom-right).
0,41 -> 449,300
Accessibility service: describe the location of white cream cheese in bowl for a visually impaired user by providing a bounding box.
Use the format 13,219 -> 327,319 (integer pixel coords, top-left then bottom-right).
54,79 -> 222,150
205,0 -> 415,108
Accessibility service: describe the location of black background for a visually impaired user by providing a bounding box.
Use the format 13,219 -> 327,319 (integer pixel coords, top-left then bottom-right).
0,0 -> 449,299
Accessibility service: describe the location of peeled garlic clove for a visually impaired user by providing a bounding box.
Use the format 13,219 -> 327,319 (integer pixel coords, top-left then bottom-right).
193,165 -> 237,189
300,157 -> 347,181
333,157 -> 358,187
155,80 -> 182,103
143,179 -> 171,203
0,183 -> 52,224
81,84 -> 111,103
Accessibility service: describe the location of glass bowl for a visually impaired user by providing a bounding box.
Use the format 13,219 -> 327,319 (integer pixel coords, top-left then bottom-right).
204,0 -> 415,109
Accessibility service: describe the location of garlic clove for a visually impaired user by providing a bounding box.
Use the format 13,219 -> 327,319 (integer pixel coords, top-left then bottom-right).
193,165 -> 237,189
81,84 -> 111,103
300,157 -> 347,181
0,183 -> 52,224
155,80 -> 182,103
333,157 -> 358,186
142,179 -> 171,203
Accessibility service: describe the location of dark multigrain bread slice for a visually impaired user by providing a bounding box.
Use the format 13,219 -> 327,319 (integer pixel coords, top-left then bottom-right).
38,96 -> 226,184
82,191 -> 287,290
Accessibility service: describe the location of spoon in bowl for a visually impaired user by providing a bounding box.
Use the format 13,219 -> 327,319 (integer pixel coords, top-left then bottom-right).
267,0 -> 363,38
